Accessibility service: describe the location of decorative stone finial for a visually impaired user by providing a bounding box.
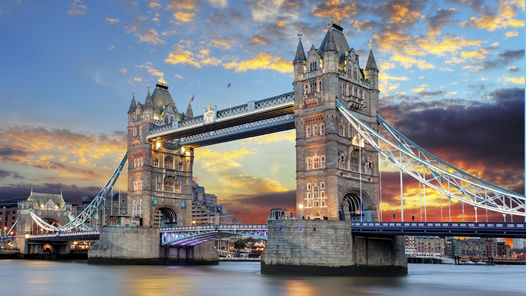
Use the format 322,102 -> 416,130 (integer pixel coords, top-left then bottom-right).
369,39 -> 374,50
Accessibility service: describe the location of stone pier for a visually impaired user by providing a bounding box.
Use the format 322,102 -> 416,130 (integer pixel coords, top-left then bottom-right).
88,226 -> 218,265
261,220 -> 407,276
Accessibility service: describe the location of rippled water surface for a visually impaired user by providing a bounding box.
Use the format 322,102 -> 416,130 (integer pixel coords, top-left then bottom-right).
0,260 -> 525,296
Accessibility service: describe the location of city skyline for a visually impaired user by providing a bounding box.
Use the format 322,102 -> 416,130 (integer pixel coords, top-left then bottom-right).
0,0 -> 524,223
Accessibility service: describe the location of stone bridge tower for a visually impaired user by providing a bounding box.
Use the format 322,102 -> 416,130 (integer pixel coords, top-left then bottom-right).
127,78 -> 193,227
293,20 -> 380,222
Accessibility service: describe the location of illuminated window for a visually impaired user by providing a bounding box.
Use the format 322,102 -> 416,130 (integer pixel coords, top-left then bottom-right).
154,158 -> 159,167
313,156 -> 319,169
307,157 -> 313,170
319,123 -> 325,135
313,124 -> 318,136
320,182 -> 325,190
133,180 -> 143,191
306,125 -> 311,137
307,183 -> 311,191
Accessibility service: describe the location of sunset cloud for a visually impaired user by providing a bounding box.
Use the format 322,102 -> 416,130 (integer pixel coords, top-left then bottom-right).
467,0 -> 524,31
173,11 -> 195,23
223,52 -> 292,73
105,17 -> 119,24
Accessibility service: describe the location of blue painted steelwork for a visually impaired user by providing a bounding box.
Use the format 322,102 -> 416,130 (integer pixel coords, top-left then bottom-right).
147,92 -> 294,143
25,231 -> 100,241
336,99 -> 526,217
160,224 -> 268,246
179,113 -> 294,147
351,222 -> 526,238
29,154 -> 128,232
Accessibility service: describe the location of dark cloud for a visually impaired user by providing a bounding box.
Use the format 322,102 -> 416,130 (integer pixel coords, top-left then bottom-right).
380,87 -> 524,191
0,183 -> 101,204
426,8 -> 458,35
418,91 -> 448,98
224,190 -> 296,224
479,49 -> 525,71
0,169 -> 23,180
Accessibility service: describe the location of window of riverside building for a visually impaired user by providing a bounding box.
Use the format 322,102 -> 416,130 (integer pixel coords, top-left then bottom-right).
306,125 -> 311,137
313,124 -> 318,136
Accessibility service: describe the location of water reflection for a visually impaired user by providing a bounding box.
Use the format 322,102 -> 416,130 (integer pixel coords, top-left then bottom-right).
0,261 -> 525,296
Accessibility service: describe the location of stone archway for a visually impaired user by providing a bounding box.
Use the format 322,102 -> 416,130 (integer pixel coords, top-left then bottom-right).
339,191 -> 369,222
153,207 -> 178,228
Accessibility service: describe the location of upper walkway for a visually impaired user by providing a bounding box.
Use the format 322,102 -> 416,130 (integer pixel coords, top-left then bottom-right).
146,92 -> 294,147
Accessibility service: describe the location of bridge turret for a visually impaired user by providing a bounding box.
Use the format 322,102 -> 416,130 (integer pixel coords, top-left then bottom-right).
322,27 -> 338,73
364,41 -> 380,117
293,36 -> 306,81
364,42 -> 379,90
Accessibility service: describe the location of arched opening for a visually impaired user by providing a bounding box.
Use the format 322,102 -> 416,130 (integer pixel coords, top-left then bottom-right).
153,207 -> 177,228
165,156 -> 173,169
339,193 -> 364,222
43,243 -> 52,252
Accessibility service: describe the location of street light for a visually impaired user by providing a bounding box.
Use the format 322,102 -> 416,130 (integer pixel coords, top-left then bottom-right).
298,204 -> 304,219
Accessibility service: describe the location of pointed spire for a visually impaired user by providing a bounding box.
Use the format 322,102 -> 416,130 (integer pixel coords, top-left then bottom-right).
128,91 -> 137,114
186,95 -> 194,118
144,86 -> 153,108
365,40 -> 378,71
293,34 -> 306,64
324,29 -> 337,53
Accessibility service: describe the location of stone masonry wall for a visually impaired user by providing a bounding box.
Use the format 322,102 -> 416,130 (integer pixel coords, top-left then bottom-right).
262,220 -> 353,267
89,227 -> 159,261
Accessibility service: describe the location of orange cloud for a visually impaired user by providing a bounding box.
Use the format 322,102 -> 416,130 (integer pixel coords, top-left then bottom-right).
223,53 -> 292,73
390,1 -> 420,25
467,1 -> 524,31
166,0 -> 198,10
173,11 -> 195,23
211,38 -> 234,50
312,0 -> 358,19
105,18 -> 119,24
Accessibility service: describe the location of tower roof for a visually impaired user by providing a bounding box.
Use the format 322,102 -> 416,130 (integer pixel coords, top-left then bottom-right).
185,96 -> 194,118
151,79 -> 177,118
324,28 -> 337,52
319,24 -> 350,59
293,38 -> 306,63
365,48 -> 378,71
144,86 -> 153,108
127,92 -> 136,114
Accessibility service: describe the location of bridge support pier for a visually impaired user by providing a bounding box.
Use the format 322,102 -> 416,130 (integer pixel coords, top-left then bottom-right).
89,227 -> 161,264
88,227 -> 218,265
261,220 -> 407,276
161,241 -> 219,265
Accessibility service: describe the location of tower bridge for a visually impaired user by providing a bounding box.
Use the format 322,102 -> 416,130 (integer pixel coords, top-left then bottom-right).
8,20 -> 525,275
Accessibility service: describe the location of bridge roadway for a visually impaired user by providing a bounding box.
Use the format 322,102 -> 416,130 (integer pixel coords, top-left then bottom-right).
6,222 -> 525,245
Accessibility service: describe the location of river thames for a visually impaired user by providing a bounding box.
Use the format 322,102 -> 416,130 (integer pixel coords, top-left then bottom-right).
0,261 -> 524,296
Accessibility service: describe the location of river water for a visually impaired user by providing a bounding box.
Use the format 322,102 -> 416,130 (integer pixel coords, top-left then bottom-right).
0,260 -> 524,296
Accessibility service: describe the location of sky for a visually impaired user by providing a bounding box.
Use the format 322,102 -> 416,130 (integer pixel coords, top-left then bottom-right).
0,0 -> 524,224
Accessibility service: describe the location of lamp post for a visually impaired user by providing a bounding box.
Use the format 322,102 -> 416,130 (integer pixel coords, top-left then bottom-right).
298,204 -> 304,219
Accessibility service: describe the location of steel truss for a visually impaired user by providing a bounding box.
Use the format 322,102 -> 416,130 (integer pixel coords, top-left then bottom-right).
179,113 -> 293,146
336,99 -> 526,217
161,225 -> 268,246
29,154 -> 128,232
